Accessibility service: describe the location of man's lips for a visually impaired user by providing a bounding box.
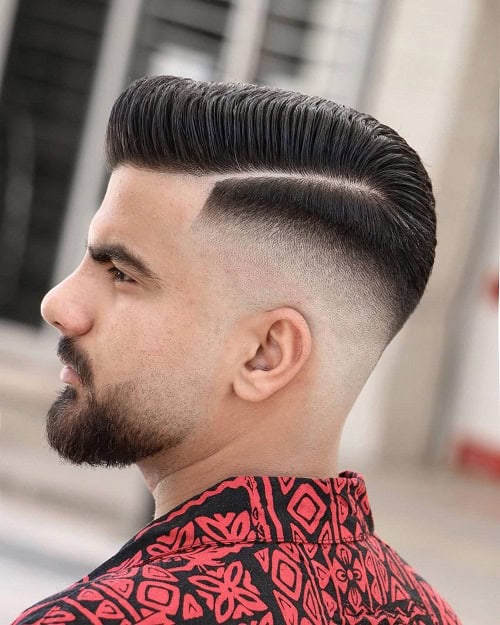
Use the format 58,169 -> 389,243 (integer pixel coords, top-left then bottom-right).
60,365 -> 80,384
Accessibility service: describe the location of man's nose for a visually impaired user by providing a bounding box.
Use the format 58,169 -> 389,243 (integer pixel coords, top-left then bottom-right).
40,272 -> 92,337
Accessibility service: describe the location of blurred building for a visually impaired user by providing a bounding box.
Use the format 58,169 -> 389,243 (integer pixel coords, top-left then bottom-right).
0,0 -> 498,622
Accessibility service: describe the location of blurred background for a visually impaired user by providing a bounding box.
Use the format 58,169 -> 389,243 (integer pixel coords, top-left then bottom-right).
0,0 -> 498,622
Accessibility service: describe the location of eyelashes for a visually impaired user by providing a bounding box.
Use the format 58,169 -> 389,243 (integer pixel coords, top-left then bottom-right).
106,266 -> 136,284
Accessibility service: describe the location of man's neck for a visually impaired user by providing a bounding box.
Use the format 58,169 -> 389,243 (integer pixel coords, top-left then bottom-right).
138,437 -> 340,520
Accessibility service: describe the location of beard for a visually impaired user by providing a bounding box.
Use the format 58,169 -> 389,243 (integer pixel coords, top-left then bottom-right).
46,338 -> 189,467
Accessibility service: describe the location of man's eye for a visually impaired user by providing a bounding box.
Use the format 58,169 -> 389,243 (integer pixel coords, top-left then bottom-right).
107,266 -> 135,284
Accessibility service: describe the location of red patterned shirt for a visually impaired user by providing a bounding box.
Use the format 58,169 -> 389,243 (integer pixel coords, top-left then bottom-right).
13,471 -> 462,624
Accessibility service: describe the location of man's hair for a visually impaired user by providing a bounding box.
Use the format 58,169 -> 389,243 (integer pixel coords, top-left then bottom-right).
105,75 -> 436,353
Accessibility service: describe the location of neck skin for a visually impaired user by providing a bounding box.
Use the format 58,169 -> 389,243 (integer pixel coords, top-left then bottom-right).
137,406 -> 343,520
134,317 -> 357,520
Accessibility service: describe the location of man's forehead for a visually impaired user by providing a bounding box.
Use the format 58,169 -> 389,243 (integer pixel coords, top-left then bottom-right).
104,165 -> 217,224
87,168 -> 216,277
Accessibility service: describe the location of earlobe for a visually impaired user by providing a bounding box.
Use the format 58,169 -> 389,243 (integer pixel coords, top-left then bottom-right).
233,308 -> 312,403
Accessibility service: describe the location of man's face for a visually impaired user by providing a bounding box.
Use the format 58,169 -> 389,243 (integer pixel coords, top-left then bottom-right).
41,166 -> 229,467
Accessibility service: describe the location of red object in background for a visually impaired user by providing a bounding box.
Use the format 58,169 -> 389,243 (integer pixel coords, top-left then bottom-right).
455,439 -> 500,481
453,267 -> 500,482
485,269 -> 499,307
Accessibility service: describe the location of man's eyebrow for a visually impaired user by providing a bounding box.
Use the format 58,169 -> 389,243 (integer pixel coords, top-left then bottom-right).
84,239 -> 163,287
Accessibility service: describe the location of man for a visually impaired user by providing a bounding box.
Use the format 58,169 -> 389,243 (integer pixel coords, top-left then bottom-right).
13,76 -> 462,624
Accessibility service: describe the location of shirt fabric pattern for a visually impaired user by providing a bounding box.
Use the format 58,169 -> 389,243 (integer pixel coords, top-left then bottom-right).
12,471 -> 462,624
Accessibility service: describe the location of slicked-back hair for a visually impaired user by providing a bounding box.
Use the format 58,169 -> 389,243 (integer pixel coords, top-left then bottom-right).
106,75 -> 436,345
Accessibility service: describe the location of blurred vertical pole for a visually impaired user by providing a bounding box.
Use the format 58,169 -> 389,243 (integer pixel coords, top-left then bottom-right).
297,0 -> 339,97
297,0 -> 384,107
219,0 -> 269,82
355,0 -> 389,110
42,0 -> 143,340
0,0 -> 17,92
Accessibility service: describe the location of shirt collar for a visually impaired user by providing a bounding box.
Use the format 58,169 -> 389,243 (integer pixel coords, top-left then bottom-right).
90,471 -> 374,577
144,471 -> 373,551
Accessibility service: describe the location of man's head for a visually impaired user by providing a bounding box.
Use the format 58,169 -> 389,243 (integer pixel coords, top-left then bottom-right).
41,76 -> 435,472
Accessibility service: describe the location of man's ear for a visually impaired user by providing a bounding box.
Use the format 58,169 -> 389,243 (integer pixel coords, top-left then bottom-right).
233,307 -> 312,403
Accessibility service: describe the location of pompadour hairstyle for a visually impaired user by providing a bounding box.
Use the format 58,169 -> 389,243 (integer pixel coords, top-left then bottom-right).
106,75 -> 436,345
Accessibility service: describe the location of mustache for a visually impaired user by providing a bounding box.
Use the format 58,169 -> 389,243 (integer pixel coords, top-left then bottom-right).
57,336 -> 92,385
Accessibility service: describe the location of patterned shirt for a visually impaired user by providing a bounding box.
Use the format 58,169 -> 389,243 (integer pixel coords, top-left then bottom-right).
13,471 -> 462,624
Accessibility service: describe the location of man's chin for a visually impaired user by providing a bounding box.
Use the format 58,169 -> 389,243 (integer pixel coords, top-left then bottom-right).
45,381 -> 173,467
